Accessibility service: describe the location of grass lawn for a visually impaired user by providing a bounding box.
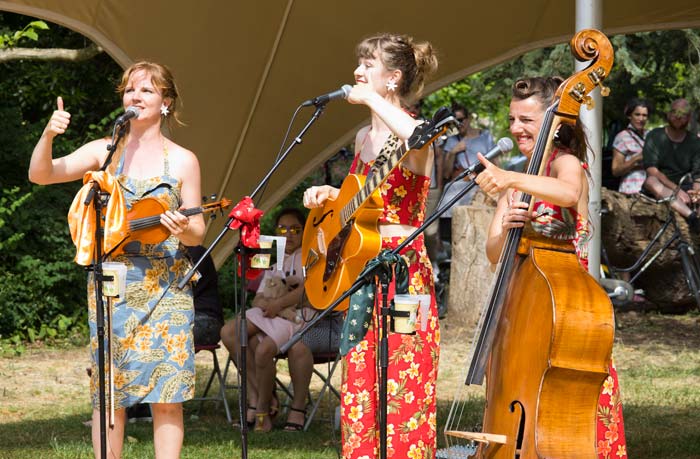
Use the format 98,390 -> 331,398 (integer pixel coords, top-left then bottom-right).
1,311 -> 699,458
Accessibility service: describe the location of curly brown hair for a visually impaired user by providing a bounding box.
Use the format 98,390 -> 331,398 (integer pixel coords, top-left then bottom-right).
512,76 -> 588,162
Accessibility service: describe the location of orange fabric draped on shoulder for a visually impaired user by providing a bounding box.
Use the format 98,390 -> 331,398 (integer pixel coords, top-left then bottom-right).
68,171 -> 128,265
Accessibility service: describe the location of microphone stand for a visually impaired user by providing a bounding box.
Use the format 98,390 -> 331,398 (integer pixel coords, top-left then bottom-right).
280,172 -> 483,459
178,102 -> 329,459
85,123 -> 127,459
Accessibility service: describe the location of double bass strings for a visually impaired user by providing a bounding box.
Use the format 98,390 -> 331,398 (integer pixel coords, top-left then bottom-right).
442,104 -> 559,454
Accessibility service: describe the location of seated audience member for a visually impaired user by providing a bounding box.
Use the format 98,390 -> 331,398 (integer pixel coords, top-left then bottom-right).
612,98 -> 650,194
642,98 -> 700,231
188,245 -> 225,346
221,208 -> 340,432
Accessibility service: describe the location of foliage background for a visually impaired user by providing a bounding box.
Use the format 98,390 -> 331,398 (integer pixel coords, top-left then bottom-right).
0,12 -> 124,351
2,10 -> 700,350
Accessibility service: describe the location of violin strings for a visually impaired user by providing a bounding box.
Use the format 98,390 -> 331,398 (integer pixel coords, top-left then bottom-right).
128,207 -> 204,231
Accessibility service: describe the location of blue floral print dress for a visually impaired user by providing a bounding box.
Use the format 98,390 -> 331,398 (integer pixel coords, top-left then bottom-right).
88,146 -> 195,409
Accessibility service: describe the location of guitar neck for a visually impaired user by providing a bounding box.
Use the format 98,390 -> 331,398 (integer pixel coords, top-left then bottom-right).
340,143 -> 408,225
129,206 -> 203,232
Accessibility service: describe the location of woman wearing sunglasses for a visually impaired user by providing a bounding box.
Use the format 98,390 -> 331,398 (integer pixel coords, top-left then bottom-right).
221,208 -> 315,432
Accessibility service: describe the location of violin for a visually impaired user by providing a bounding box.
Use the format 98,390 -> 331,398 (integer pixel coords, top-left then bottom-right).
109,197 -> 231,256
443,29 -> 615,459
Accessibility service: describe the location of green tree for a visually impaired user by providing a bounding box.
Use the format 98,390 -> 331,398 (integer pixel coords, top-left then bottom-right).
423,28 -> 700,145
0,12 -> 121,347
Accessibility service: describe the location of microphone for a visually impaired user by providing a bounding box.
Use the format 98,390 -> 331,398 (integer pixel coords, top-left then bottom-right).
115,106 -> 140,125
454,137 -> 514,181
302,85 -> 352,107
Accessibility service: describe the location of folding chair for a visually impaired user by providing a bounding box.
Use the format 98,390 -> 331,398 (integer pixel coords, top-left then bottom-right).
304,350 -> 341,431
222,353 -> 240,392
192,343 -> 232,424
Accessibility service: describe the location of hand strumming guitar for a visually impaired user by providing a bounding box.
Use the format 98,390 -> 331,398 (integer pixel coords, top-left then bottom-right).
302,185 -> 339,209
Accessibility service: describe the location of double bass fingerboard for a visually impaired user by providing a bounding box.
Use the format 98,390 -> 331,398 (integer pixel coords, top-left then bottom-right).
465,102 -> 558,385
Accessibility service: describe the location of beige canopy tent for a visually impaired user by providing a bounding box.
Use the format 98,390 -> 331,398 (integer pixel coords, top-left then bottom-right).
3,0 -> 700,264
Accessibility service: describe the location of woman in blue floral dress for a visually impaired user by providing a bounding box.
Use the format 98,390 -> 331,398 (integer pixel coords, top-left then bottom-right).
29,61 -> 204,458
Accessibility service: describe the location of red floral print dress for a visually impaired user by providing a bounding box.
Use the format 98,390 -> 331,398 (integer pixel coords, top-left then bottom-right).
341,151 -> 439,459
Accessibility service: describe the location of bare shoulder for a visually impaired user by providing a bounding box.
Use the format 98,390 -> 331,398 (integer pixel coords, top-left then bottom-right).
551,150 -> 583,169
355,125 -> 370,146
81,137 -> 113,164
164,140 -> 200,177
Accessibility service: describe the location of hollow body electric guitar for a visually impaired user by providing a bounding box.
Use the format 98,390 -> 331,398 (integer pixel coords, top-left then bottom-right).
301,108 -> 453,310
109,197 -> 232,257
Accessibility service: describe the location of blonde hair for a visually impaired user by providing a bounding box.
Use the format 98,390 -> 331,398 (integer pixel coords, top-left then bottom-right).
108,61 -> 182,175
356,33 -> 438,103
117,61 -> 183,128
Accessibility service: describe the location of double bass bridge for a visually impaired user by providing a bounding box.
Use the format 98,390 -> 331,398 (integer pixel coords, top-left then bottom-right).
439,431 -> 508,458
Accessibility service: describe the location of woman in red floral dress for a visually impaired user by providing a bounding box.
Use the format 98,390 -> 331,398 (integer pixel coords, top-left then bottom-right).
303,33 -> 439,458
476,76 -> 627,459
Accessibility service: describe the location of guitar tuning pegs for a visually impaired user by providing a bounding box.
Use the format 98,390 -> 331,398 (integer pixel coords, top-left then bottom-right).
600,85 -> 611,97
201,195 -> 208,203
584,95 -> 595,110
209,194 -> 217,201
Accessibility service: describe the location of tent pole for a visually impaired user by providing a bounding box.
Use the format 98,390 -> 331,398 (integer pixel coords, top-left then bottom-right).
576,0 -> 603,280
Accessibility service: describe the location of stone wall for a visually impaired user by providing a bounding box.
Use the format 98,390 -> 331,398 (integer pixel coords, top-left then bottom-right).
446,188 -> 700,320
448,205 -> 496,334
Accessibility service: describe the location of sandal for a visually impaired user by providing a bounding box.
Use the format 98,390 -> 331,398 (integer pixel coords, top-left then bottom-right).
254,412 -> 273,432
283,407 -> 307,432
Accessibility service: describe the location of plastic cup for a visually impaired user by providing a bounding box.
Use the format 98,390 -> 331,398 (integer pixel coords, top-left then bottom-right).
251,240 -> 273,269
412,294 -> 432,332
392,294 -> 419,334
102,262 -> 127,299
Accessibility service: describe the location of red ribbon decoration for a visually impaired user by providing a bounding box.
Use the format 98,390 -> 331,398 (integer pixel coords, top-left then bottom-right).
228,196 -> 265,279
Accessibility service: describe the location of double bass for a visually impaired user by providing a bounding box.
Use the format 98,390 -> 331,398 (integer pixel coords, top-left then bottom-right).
444,29 -> 615,459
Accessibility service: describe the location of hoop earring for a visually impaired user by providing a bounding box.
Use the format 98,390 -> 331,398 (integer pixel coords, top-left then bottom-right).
160,104 -> 170,116
386,81 -> 397,92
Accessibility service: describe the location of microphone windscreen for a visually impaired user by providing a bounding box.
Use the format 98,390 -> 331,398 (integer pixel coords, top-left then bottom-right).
497,137 -> 514,153
341,84 -> 352,98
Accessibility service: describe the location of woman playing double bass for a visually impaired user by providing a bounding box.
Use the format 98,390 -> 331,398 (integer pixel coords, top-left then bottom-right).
475,76 -> 627,459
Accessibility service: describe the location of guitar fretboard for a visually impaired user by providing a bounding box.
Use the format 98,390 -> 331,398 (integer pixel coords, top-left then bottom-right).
339,139 -> 407,226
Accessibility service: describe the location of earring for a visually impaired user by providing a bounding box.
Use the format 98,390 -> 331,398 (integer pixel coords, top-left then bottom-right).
386,81 -> 397,92
160,104 -> 170,116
